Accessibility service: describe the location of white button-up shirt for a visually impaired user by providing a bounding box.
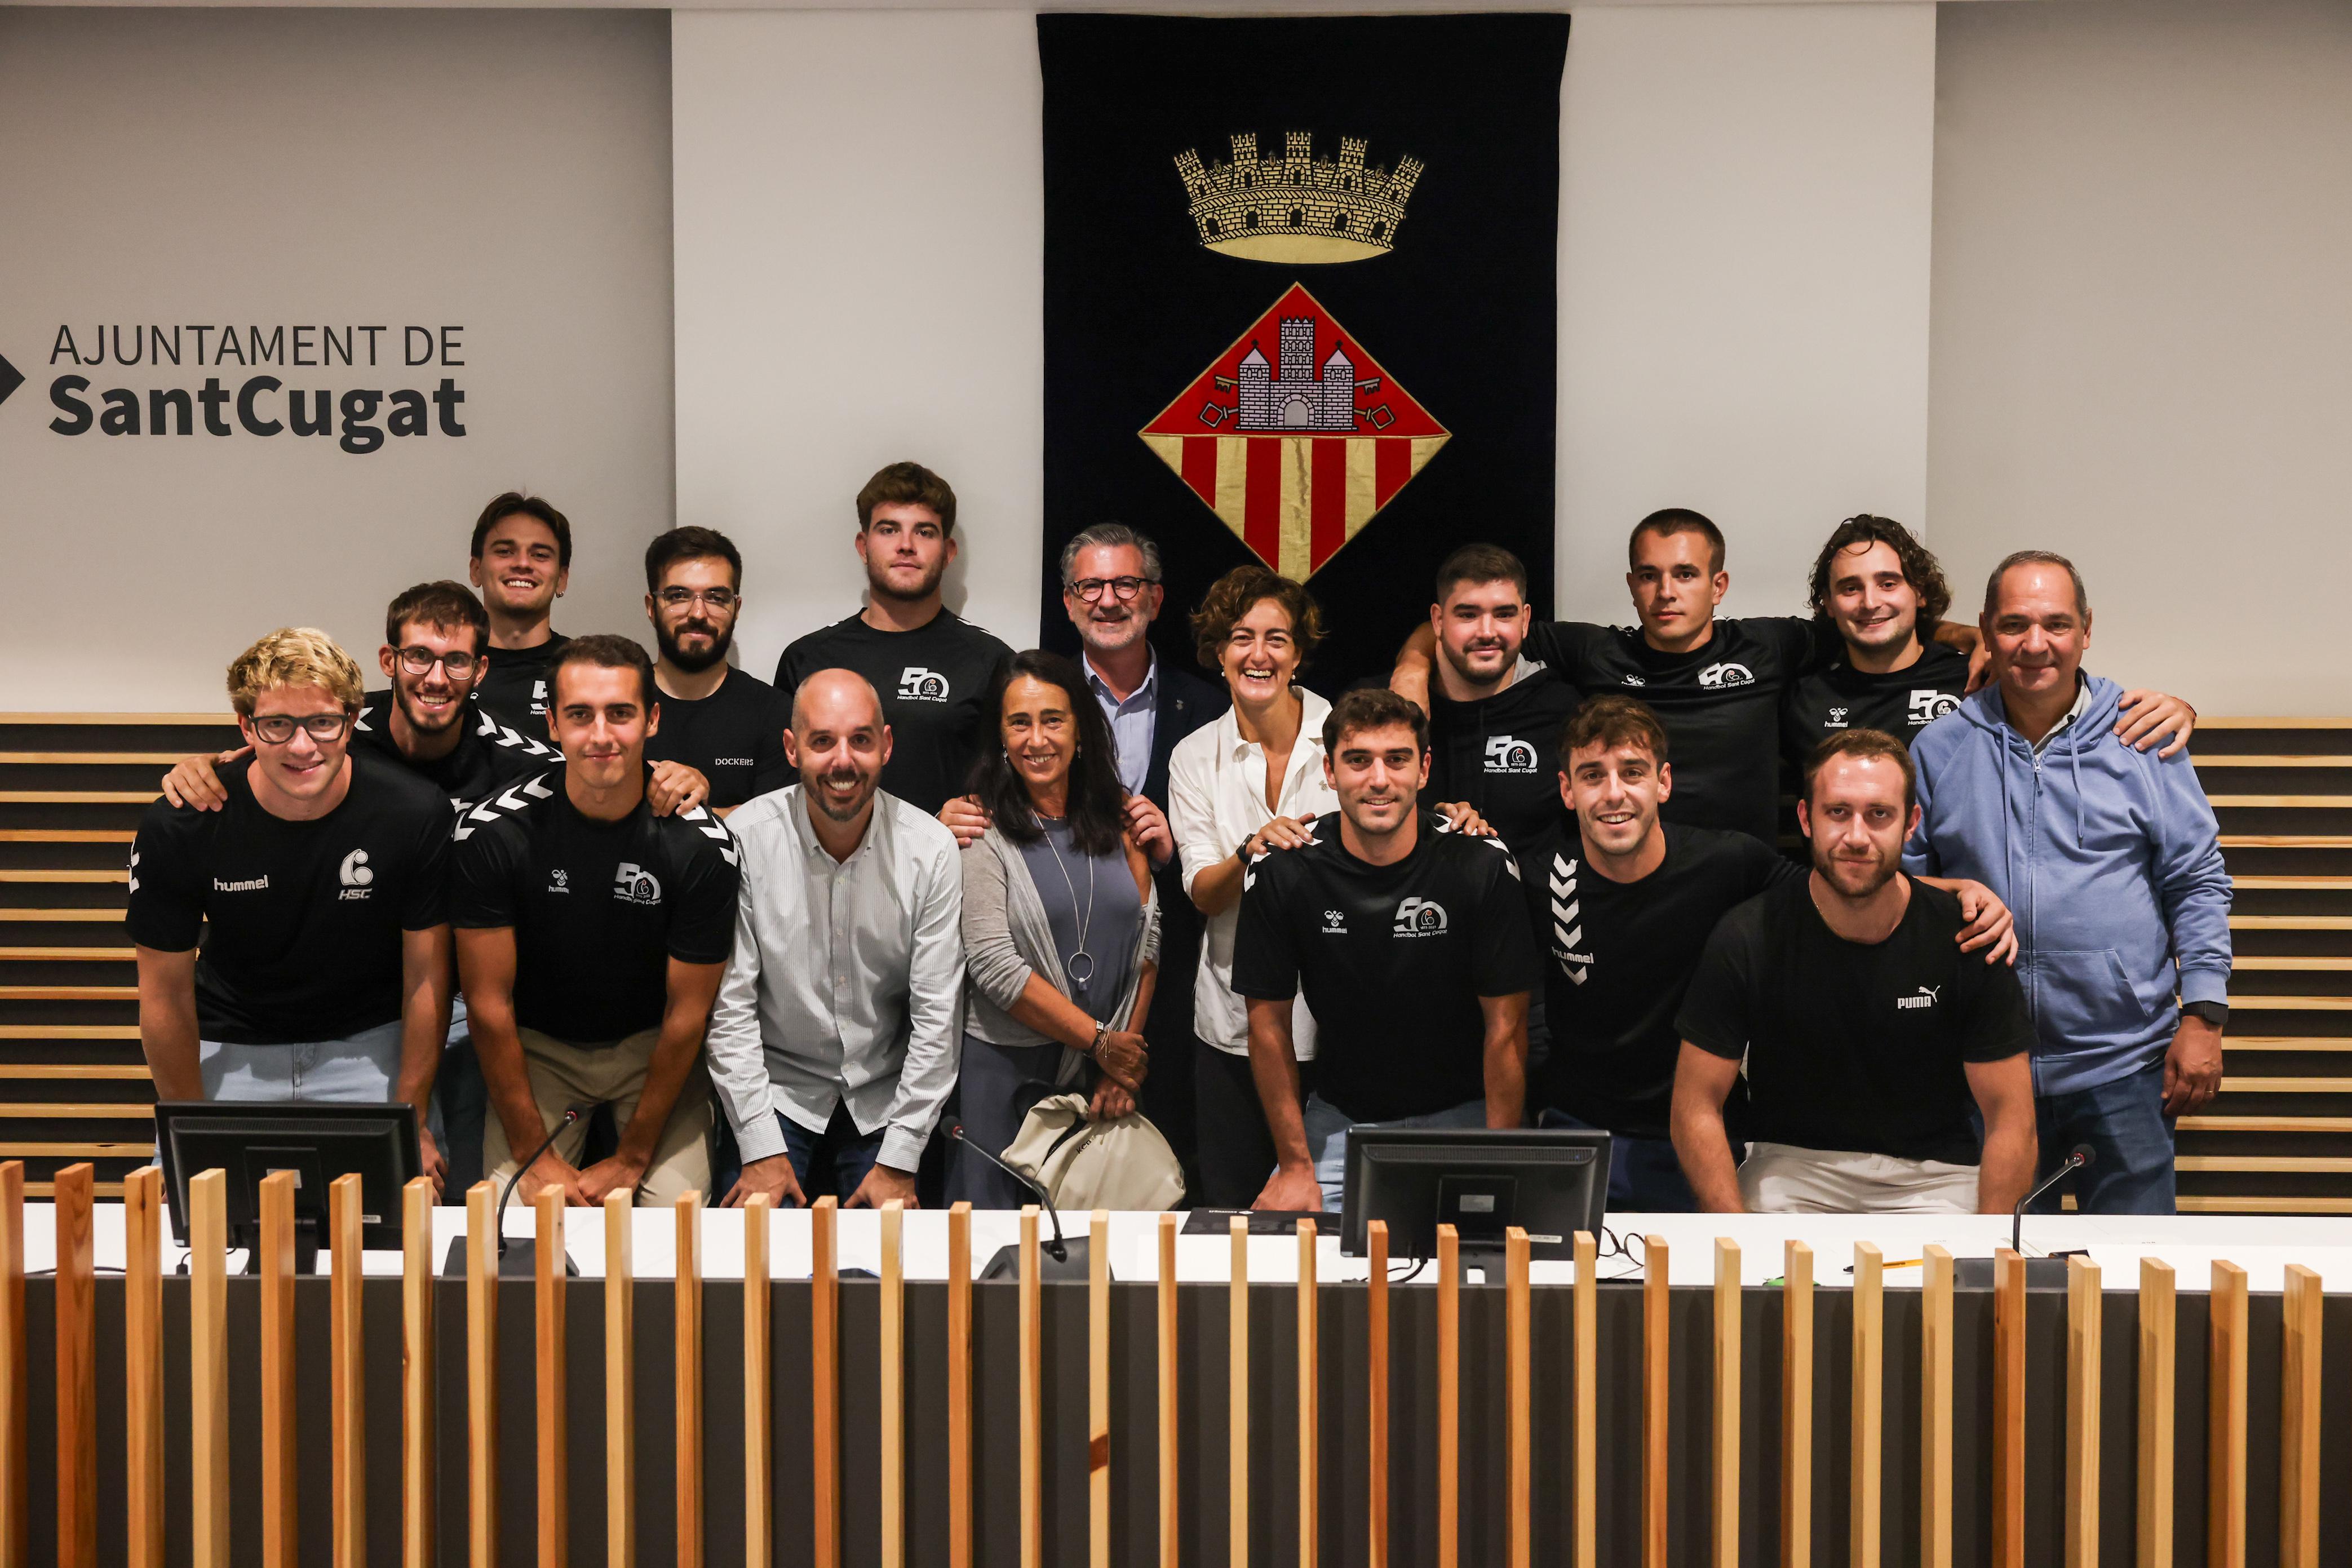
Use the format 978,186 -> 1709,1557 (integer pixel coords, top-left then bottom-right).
1166,686 -> 1338,1057
1084,650 -> 1159,798
707,786 -> 964,1173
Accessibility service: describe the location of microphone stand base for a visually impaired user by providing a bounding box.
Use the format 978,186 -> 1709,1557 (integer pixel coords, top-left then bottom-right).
979,1235 -> 1092,1282
442,1235 -> 582,1278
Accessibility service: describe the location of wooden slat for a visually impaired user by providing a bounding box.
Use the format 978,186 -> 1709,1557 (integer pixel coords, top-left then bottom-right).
2178,1156 -> 2352,1174
1157,1213 -> 1178,1568
1851,1242 -> 1883,1568
2279,1265 -> 2321,1568
0,713 -> 235,725
1230,1214 -> 1248,1568
2213,1078 -> 2352,1093
882,1202 -> 906,1568
948,1203 -> 973,1568
2180,1117 -> 2352,1133
330,1173 -> 365,1568
1992,1249 -> 2025,1568
190,1168 -> 229,1568
1712,1238 -> 1739,1568
53,1162 -> 95,1568
403,1178 -> 435,1568
2234,874 -> 2352,889
1299,1218 -> 1321,1568
2138,1259 -> 2175,1568
2221,998 -> 2352,1012
0,990 -> 137,1004
0,871 -> 127,884
2180,1196 -> 2352,1215
2187,1037 -> 2352,1052
2197,716 -> 2352,728
0,831 -> 132,844
0,792 -> 157,805
0,753 -> 200,767
2210,798 -> 2352,810
675,1191 -> 703,1568
1574,1230 -> 1597,1568
1920,1247 -> 1953,1568
466,1181 -> 498,1568
0,1105 -> 152,1120
1645,1234 -> 1671,1568
534,1189 -> 567,1568
813,1195 -> 841,1568
2236,956 -> 2352,971
259,1168 -> 298,1568
742,1195 -> 773,1568
1020,1206 -> 1042,1568
124,1167 -> 165,1568
0,1025 -> 140,1041
2231,915 -> 2352,929
2065,1257 -> 2101,1568
1368,1219 -> 1390,1568
2222,835 -> 2352,848
1092,1210 -> 1111,1568
0,947 -> 133,961
1782,1241 -> 1813,1568
0,1163 -> 20,1568
0,910 -> 125,923
2208,1261 -> 2248,1568
1437,1224 -> 1461,1568
2195,755 -> 2352,767
605,1191 -> 635,1568
1505,1228 -> 1530,1568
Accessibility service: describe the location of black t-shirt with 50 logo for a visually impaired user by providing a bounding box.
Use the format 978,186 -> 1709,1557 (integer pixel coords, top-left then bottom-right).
772,610 -> 1013,816
1778,641 -> 1971,778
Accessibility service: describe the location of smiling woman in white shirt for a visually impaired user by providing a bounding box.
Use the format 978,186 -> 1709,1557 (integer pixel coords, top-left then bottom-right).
1166,567 -> 1340,1208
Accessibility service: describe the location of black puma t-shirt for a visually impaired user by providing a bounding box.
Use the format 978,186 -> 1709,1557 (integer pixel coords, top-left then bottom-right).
1421,662 -> 1584,852
1526,618 -> 1835,845
1517,822 -> 1798,1139
644,666 -> 794,810
1779,642 -> 1970,776
1676,876 -> 2033,1165
1232,812 -> 1541,1123
352,688 -> 559,813
126,751 -> 454,1044
471,632 -> 569,736
773,610 -> 1012,815
448,765 -> 739,1045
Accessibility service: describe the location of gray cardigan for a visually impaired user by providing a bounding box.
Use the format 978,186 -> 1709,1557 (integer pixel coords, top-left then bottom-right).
959,823 -> 1160,1055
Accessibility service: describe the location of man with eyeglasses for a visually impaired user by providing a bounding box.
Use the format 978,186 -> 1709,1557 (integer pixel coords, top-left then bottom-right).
644,526 -> 792,816
129,628 -> 458,1191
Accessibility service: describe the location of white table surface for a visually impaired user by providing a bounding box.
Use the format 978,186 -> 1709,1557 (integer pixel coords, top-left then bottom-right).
20,1204 -> 2352,1295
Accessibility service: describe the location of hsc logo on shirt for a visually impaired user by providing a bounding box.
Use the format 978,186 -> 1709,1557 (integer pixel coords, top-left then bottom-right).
1393,897 -> 1449,936
613,863 -> 663,906
1697,662 -> 1755,689
337,848 -> 374,901
897,667 -> 951,702
1908,689 -> 1961,727
1483,735 -> 1540,774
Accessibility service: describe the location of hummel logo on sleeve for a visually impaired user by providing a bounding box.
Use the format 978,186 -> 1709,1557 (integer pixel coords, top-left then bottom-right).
127,851 -> 140,895
678,803 -> 739,868
453,770 -> 555,841
1549,852 -> 1588,984
476,708 -> 557,755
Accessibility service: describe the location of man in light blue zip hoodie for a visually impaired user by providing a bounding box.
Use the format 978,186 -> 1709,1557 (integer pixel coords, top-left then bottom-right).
1904,551 -> 2230,1213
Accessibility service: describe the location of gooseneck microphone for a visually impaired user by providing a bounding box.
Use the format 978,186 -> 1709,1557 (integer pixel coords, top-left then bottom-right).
2014,1143 -> 2096,1257
498,1104 -> 592,1259
446,1102 -> 595,1277
946,1122 -> 1092,1279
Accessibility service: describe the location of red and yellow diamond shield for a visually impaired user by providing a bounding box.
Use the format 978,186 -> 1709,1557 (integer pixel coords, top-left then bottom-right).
1141,284 -> 1449,580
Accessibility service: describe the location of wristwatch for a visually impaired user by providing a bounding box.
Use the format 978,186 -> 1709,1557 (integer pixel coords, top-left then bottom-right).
2181,1000 -> 2229,1027
1237,834 -> 1257,862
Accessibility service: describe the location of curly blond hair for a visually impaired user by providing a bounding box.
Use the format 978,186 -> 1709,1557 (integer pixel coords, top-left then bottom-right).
225,627 -> 364,716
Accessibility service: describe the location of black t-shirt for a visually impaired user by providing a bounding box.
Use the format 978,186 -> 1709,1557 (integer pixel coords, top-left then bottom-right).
1675,876 -> 2033,1165
471,632 -> 569,736
1421,662 -> 1584,852
352,689 -> 559,813
1232,812 -> 1542,1123
1518,822 -> 1797,1140
1526,618 -> 1833,844
1779,642 -> 1970,776
773,611 -> 1012,816
448,765 -> 740,1045
644,667 -> 794,810
126,751 -> 453,1044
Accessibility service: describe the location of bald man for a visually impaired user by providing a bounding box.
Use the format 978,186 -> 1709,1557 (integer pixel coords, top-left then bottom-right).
706,670 -> 966,1207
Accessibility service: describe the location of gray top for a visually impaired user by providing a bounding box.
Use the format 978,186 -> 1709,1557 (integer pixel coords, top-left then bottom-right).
1015,817 -> 1142,1022
960,820 -> 1159,1053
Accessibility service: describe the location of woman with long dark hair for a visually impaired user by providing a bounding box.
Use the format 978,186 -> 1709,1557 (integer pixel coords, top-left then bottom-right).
951,650 -> 1159,1207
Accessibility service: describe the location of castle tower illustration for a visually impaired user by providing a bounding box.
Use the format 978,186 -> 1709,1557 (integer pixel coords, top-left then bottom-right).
1172,131 -> 1425,264
1234,319 -> 1358,432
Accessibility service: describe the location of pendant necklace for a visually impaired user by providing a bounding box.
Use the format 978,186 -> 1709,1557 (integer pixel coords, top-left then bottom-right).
1040,816 -> 1099,986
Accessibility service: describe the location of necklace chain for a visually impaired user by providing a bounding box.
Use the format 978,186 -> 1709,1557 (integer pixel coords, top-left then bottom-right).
1038,816 -> 1099,990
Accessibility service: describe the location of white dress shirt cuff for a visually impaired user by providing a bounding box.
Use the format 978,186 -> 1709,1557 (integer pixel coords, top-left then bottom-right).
879,1125 -> 931,1176
732,1104 -> 791,1166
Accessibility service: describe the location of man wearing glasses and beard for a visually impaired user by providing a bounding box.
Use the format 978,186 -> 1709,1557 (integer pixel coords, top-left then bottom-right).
128,628 -> 459,1186
643,526 -> 792,816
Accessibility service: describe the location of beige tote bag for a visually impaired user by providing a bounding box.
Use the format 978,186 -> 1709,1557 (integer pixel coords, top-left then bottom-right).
1000,1093 -> 1187,1212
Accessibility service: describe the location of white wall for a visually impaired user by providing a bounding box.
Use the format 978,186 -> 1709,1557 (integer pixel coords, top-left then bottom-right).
1555,4 -> 1938,626
670,9 -> 1044,668
0,7 -> 675,712
1928,0 -> 2352,715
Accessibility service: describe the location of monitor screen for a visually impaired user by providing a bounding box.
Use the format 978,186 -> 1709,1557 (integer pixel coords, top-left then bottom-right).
154,1100 -> 421,1253
1340,1127 -> 1609,1260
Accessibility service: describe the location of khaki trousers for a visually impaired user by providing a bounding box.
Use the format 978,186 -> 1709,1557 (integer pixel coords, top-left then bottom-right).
484,1025 -> 714,1206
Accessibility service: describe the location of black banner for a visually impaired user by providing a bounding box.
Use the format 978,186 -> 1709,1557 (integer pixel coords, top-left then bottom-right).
1040,12 -> 1570,690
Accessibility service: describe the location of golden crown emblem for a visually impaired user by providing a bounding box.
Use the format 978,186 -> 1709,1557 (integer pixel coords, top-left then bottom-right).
1173,132 -> 1425,264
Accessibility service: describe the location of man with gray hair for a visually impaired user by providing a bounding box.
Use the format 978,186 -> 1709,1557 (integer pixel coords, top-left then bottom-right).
707,668 -> 965,1208
1905,550 -> 2232,1214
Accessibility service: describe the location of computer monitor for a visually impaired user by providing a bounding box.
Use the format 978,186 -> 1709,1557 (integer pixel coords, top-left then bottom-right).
154,1100 -> 421,1273
1340,1127 -> 1610,1260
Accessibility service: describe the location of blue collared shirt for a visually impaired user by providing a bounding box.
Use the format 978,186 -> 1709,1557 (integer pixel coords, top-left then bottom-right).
1084,651 -> 1159,796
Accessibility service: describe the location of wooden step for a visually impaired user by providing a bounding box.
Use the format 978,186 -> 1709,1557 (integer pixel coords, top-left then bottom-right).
0,1065 -> 148,1080
2196,756 -> 2352,768
0,754 -> 191,767
2231,915 -> 2352,930
0,947 -> 134,962
0,1103 -> 152,1119
2222,1037 -> 2352,1052
0,1024 -> 138,1040
0,870 -> 129,884
2178,1195 -> 2352,1215
0,714 -> 233,725
0,986 -> 137,1001
0,830 -> 134,844
2233,876 -> 2352,891
2216,1077 -> 2352,1093
2176,1115 -> 2352,1132
2235,956 -> 2352,971
2222,836 -> 2352,849
2211,798 -> 2352,809
2198,717 -> 2352,729
2227,996 -> 2352,1010
2177,1155 -> 2352,1174
0,1140 -> 155,1159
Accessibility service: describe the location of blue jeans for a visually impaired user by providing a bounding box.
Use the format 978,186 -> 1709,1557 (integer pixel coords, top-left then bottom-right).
199,1019 -> 405,1102
776,1104 -> 887,1204
1538,1108 -> 1700,1214
1302,1094 -> 1489,1212
2029,1056 -> 2176,1215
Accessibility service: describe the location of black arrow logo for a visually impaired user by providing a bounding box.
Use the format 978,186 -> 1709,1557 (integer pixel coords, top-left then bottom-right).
0,354 -> 21,409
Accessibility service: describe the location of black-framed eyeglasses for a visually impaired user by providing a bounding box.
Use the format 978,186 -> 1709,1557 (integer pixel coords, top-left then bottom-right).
249,712 -> 353,745
397,647 -> 479,678
1068,575 -> 1155,603
657,587 -> 738,611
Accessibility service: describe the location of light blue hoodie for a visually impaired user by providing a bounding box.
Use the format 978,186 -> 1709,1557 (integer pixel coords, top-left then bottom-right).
1903,674 -> 2231,1096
